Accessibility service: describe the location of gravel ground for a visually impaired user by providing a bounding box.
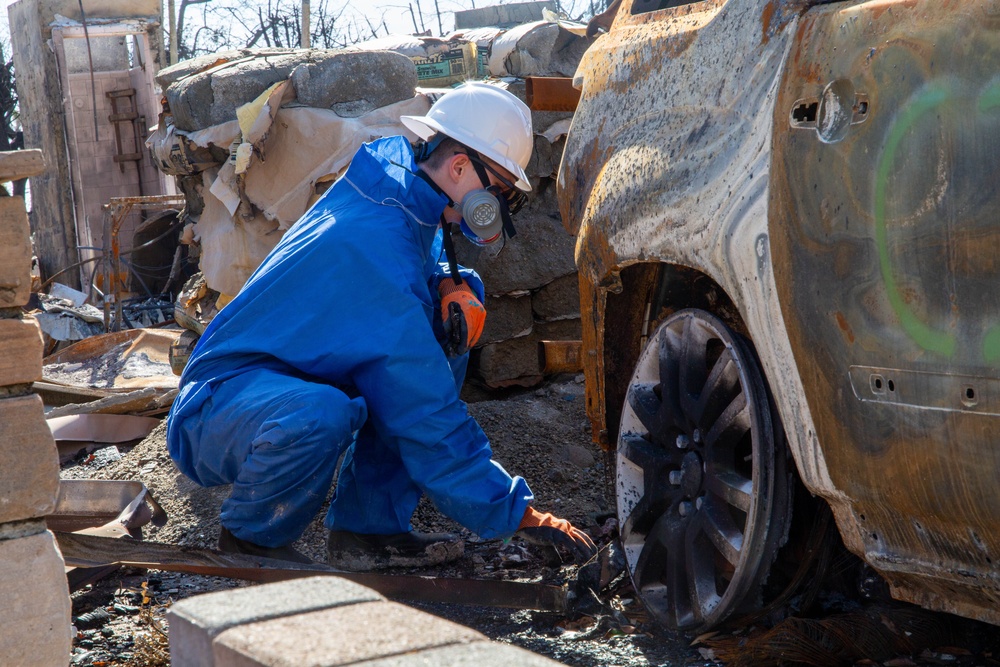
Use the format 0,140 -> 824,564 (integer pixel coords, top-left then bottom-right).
61,374 -> 710,667
59,375 -> 1000,667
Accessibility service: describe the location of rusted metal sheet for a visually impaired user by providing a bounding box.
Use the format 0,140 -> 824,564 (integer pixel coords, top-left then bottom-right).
769,0 -> 1000,624
525,76 -> 582,112
538,339 -> 585,373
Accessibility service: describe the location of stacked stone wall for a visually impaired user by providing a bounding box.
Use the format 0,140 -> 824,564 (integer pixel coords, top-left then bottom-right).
0,153 -> 73,665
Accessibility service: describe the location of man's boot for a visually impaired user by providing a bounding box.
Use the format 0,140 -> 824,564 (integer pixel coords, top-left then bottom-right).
327,530 -> 464,571
218,526 -> 313,564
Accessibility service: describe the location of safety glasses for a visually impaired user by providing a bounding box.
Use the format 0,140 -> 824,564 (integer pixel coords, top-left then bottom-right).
462,153 -> 528,215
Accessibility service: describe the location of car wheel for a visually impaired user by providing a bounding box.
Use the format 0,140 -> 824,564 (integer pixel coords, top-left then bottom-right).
616,308 -> 789,631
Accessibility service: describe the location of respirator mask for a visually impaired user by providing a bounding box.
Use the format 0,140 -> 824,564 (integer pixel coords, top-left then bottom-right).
455,150 -> 525,247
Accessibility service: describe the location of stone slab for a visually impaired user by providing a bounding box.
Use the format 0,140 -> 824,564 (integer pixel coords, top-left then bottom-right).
0,197 -> 32,308
169,577 -> 382,667
0,531 -> 72,666
480,293 -> 533,346
354,640 -> 564,666
165,49 -> 417,131
0,317 -> 43,386
0,148 -> 45,183
533,273 -> 581,322
215,600 -> 484,667
0,394 -> 59,522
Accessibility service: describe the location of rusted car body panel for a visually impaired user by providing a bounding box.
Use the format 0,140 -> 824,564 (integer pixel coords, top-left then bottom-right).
559,0 -> 1000,624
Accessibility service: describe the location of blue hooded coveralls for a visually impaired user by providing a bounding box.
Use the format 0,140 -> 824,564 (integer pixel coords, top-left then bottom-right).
166,136 -> 534,548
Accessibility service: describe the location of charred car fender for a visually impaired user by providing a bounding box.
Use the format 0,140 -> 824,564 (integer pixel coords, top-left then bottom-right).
560,0 -> 843,503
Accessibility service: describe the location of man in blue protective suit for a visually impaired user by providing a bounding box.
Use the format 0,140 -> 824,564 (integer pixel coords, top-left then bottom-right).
166,83 -> 598,570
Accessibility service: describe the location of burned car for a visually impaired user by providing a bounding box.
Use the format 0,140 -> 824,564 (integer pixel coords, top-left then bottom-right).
558,0 -> 1000,632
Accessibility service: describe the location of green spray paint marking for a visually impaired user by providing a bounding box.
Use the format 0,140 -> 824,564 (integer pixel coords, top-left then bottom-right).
873,82 -> 956,358
976,81 -> 1000,361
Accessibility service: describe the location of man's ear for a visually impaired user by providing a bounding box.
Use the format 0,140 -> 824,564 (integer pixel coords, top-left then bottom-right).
447,152 -> 471,184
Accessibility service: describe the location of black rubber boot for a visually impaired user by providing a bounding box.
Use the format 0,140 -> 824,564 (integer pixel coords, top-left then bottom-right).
218,526 -> 313,564
327,530 -> 464,571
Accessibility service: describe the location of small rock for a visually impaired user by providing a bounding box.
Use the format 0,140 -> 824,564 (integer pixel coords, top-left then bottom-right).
563,444 -> 596,469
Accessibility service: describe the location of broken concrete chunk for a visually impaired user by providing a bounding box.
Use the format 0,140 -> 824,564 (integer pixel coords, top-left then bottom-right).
165,49 -> 417,131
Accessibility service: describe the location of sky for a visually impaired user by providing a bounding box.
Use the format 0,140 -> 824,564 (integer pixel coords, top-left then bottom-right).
0,1 -> 549,46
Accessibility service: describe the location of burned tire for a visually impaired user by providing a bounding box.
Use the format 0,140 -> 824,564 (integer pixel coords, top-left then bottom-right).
616,309 -> 790,632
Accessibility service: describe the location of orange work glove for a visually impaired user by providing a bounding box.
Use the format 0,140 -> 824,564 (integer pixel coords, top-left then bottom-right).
438,277 -> 486,358
517,507 -> 598,563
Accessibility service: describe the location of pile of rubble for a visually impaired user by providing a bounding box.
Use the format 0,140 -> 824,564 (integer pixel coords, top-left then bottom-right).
146,16 -> 593,387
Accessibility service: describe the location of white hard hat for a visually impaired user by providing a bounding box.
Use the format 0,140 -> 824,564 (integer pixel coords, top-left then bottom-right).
401,82 -> 534,192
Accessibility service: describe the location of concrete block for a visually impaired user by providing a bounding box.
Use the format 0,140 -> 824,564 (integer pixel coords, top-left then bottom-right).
455,187 -> 576,294
214,600 -> 484,667
0,317 -> 43,387
169,576 -> 382,667
0,394 -> 59,522
0,531 -> 72,666
533,273 -> 581,322
480,293 -> 533,346
477,319 -> 581,388
165,49 -> 417,131
0,197 -> 32,308
355,640 -> 564,666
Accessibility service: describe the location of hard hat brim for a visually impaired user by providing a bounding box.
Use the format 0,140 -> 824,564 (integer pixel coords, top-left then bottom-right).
401,114 -> 533,192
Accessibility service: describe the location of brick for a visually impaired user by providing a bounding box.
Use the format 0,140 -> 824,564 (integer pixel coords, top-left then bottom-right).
0,318 -> 43,386
354,641 -> 564,666
169,577 -> 382,667
0,197 -> 32,308
214,600 -> 484,667
0,531 -> 72,665
0,394 -> 59,521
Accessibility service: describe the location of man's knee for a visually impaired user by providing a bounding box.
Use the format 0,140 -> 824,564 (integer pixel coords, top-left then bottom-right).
255,384 -> 367,450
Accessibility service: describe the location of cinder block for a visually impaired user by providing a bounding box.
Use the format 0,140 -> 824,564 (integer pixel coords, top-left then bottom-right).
0,394 -> 58,521
0,317 -> 43,386
0,197 -> 32,308
355,641 -> 565,666
0,531 -> 72,666
214,600 -> 484,667
169,577 -> 383,667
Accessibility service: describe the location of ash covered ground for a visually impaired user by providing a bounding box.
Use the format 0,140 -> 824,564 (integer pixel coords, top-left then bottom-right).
61,375 -> 706,667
